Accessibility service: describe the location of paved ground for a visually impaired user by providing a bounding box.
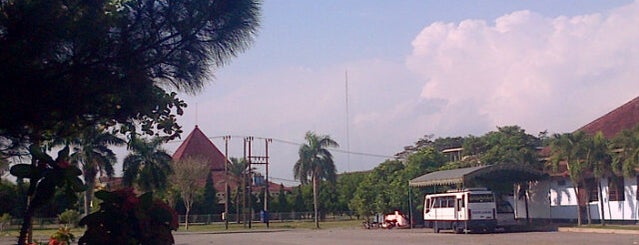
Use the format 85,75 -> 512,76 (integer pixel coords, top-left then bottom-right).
2,227 -> 638,245
172,228 -> 639,245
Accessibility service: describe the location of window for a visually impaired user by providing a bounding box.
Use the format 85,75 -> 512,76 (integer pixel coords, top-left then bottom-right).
469,193 -> 494,203
608,176 -> 625,201
585,178 -> 598,202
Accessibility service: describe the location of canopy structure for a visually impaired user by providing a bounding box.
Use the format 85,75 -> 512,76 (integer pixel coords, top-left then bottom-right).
409,164 -> 546,188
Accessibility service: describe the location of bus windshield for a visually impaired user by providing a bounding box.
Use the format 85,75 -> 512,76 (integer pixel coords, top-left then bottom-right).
468,193 -> 494,203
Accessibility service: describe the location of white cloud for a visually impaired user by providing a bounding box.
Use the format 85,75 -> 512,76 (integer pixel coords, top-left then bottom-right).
407,1 -> 639,136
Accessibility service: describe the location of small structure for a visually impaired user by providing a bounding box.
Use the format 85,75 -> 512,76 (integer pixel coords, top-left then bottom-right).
409,165 -> 545,188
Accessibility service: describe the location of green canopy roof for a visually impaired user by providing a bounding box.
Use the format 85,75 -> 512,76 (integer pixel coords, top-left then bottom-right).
409,164 -> 546,187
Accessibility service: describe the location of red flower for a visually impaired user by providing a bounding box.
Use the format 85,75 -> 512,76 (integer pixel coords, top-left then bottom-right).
57,160 -> 70,169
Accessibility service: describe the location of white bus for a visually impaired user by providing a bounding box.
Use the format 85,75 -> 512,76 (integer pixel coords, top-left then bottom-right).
423,188 -> 497,233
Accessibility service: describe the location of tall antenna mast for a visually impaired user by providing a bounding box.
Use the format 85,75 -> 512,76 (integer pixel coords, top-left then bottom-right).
195,103 -> 199,125
345,70 -> 351,172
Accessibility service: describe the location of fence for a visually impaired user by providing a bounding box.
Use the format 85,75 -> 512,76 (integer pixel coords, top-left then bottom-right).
3,211 -> 358,229
178,211 -> 357,225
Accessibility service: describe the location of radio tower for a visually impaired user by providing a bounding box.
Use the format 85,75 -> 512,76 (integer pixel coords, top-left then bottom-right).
345,70 -> 351,172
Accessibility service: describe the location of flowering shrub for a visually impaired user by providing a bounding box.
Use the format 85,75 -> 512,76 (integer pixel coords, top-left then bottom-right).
48,226 -> 74,245
78,188 -> 178,245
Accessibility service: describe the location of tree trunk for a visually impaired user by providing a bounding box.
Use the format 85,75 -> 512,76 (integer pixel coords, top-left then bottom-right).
84,177 -> 95,216
18,200 -> 34,245
185,206 -> 190,230
597,180 -> 605,226
573,185 -> 582,225
313,174 -> 319,229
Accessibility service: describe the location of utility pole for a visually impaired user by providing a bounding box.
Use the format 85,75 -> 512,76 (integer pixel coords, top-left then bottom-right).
245,136 -> 254,229
223,135 -> 231,230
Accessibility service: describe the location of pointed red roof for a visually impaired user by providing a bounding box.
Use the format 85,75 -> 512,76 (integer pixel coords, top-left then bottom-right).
577,96 -> 639,139
172,126 -> 226,171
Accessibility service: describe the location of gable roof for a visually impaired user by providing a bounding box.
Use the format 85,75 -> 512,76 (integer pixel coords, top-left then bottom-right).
172,125 -> 226,171
577,96 -> 639,138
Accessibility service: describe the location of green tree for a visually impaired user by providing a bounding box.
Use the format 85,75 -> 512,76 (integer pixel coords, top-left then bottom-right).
196,170 -> 220,215
611,125 -> 639,177
2,1 -> 260,243
274,184 -> 289,213
336,172 -> 367,215
289,186 -> 305,214
549,132 -> 589,225
480,126 -> 540,167
404,147 -> 445,178
122,136 -> 173,192
294,131 -> 339,228
227,157 -> 249,223
169,156 -> 209,229
583,131 -> 611,225
0,0 -> 260,143
69,126 -> 125,216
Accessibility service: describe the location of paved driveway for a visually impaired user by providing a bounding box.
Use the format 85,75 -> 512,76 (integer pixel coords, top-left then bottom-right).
173,228 -> 639,245
2,227 -> 637,245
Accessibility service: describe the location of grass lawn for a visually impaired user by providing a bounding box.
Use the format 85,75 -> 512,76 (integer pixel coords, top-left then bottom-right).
177,219 -> 363,232
0,219 -> 363,240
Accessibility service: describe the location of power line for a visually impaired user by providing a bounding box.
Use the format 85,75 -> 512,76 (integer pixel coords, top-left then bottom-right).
192,135 -> 393,159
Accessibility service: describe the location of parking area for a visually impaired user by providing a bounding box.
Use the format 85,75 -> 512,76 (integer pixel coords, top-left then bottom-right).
172,228 -> 639,245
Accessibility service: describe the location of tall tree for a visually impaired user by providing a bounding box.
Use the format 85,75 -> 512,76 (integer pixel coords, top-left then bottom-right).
227,157 -> 249,223
69,126 -> 125,216
169,156 -> 209,230
480,125 -> 541,167
1,1 -> 260,243
293,131 -> 339,228
611,125 -> 639,177
197,170 -> 219,215
549,132 -> 589,225
122,136 -> 173,192
583,131 -> 611,225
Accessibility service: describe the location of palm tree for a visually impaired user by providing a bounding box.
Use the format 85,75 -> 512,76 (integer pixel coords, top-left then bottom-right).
583,131 -> 612,225
293,131 -> 339,229
611,125 -> 639,177
549,132 -> 589,225
228,157 -> 249,224
122,136 -> 172,192
70,126 -> 125,216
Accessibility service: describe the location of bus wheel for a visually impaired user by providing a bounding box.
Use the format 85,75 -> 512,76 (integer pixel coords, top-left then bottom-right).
453,224 -> 463,234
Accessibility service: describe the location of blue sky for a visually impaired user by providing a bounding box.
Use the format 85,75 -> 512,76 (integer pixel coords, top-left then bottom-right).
163,0 -> 639,185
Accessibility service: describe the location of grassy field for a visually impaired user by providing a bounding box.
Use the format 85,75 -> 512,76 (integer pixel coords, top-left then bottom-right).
0,219 -> 363,240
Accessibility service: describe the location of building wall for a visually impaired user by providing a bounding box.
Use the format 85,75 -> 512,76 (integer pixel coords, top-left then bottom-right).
515,175 -> 639,221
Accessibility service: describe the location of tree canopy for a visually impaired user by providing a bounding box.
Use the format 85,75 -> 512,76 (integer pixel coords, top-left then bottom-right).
0,0 -> 260,144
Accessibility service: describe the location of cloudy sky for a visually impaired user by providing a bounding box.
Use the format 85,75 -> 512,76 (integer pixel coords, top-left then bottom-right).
161,0 -> 639,185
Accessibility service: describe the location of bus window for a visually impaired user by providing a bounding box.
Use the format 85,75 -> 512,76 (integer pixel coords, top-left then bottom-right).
425,199 -> 431,213
469,194 -> 494,203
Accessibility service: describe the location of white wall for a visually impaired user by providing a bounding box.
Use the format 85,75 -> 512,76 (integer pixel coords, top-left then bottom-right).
516,175 -> 639,221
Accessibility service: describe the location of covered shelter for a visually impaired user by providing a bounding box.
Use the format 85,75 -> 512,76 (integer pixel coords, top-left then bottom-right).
409,165 -> 546,188
407,164 -> 547,226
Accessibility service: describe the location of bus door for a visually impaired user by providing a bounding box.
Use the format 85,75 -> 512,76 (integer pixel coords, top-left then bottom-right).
456,196 -> 465,220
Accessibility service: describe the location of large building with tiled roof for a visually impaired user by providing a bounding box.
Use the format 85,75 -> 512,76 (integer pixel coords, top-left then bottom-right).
171,126 -> 291,202
577,96 -> 639,138
172,125 -> 226,171
516,95 -> 639,223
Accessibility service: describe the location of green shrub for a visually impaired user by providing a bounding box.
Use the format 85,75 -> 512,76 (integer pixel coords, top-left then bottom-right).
58,209 -> 81,227
0,213 -> 11,232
